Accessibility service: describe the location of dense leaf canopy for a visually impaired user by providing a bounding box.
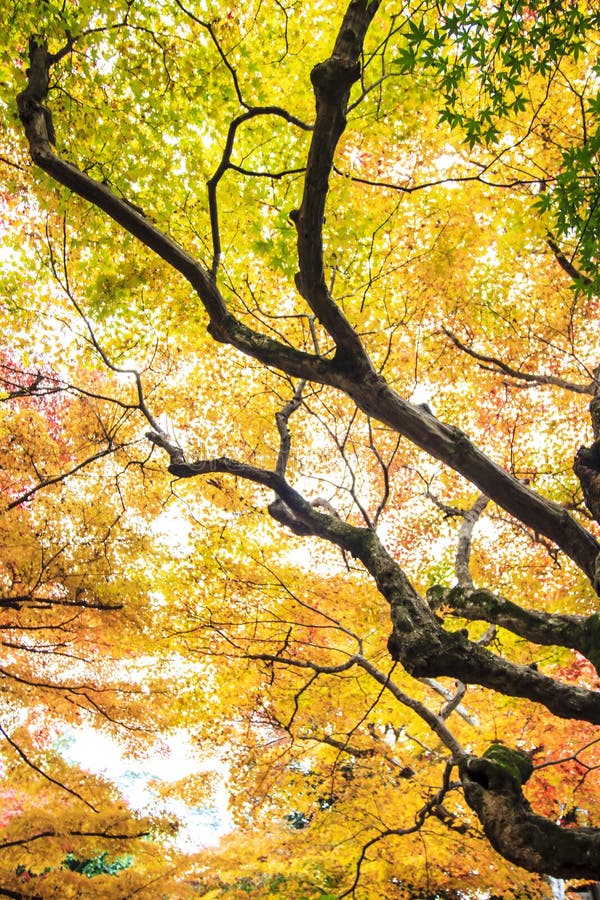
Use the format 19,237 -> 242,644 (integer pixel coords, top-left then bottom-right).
2,0 -> 600,896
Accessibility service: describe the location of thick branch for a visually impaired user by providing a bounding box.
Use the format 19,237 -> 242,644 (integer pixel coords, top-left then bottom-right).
147,432 -> 600,723
17,33 -> 600,591
17,38 -> 222,317
445,585 -> 600,672
349,374 -> 600,587
16,38 -> 335,387
363,531 -> 600,724
460,754 -> 600,879
293,0 -> 381,371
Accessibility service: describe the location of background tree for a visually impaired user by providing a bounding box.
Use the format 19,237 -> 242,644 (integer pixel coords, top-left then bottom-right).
2,0 -> 600,896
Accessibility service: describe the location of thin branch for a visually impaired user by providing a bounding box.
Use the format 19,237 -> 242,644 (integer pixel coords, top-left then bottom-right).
0,722 -> 97,812
420,678 -> 479,726
547,233 -> 593,287
0,593 -> 122,611
354,656 -> 464,756
444,328 -> 594,395
7,445 -> 119,510
333,162 -> 546,195
207,107 -> 311,275
228,163 -> 306,179
339,761 -> 460,898
439,681 -> 467,720
48,218 -> 167,437
455,493 -> 490,590
305,733 -> 375,758
0,827 -> 150,851
534,735 -> 600,773
173,0 -> 247,107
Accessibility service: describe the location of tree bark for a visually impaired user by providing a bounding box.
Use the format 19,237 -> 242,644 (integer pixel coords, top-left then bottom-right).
460,755 -> 600,880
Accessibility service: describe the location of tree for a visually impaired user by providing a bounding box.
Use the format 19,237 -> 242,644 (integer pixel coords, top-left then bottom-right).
0,340 -> 204,893
3,0 -> 600,895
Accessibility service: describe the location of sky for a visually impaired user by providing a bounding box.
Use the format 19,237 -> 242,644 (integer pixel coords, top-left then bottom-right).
63,725 -> 232,850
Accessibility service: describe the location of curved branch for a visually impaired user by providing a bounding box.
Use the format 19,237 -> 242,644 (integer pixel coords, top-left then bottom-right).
146,433 -> 600,723
366,536 -> 600,725
444,328 -> 594,395
444,585 -> 600,672
292,0 -> 381,370
17,32 -> 600,591
46,222 -> 172,439
207,107 -> 311,275
339,761 -> 461,898
420,678 -> 479,726
460,753 -> 600,879
332,163 -> 545,194
455,493 -> 490,589
244,646 -> 464,755
173,0 -> 247,107
275,381 -> 306,477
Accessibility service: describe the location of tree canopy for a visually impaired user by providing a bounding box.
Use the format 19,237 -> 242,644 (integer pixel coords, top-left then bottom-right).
2,0 -> 600,896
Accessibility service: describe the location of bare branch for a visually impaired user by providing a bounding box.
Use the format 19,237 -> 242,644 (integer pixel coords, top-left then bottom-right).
420,678 -> 479,726
207,107 -> 311,275
292,0 -> 381,369
0,827 -> 150,851
455,493 -> 490,590
275,381 -> 306,477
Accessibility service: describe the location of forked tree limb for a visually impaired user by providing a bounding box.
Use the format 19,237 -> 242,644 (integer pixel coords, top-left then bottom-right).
146,431 -> 600,724
13,4 -> 600,881
16,24 -> 600,589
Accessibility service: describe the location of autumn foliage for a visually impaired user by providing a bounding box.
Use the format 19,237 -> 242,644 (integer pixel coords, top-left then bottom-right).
2,0 -> 600,897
